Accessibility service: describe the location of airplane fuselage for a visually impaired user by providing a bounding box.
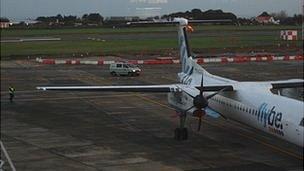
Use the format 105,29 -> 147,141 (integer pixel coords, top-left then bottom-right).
207,83 -> 304,147
169,67 -> 304,147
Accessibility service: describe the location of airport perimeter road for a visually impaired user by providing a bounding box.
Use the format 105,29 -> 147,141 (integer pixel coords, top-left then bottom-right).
1,60 -> 303,171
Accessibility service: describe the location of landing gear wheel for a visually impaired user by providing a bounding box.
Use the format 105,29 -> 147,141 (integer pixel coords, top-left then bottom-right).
111,72 -> 117,76
181,128 -> 188,140
174,128 -> 188,140
174,128 -> 181,140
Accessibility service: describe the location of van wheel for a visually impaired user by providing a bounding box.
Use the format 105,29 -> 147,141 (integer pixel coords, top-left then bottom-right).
128,72 -> 133,76
111,72 -> 117,76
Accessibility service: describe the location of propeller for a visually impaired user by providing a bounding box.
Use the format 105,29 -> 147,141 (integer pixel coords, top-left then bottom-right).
185,73 -> 226,131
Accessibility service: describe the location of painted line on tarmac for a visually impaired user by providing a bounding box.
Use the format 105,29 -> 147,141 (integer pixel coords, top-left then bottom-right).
135,94 -> 304,161
107,111 -> 130,115
203,120 -> 304,161
135,94 -> 175,110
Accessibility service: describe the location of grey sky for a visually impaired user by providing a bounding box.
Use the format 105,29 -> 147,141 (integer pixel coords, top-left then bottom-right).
0,0 -> 302,20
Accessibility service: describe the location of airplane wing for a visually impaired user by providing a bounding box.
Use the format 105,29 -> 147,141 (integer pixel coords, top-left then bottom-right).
37,85 -> 180,92
267,79 -> 304,89
36,84 -> 234,94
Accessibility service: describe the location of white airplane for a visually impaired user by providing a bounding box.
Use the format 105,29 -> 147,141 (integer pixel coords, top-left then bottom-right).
37,18 -> 304,147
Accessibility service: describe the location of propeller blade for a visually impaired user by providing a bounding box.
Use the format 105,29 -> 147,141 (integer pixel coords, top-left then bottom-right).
219,113 -> 227,120
207,106 -> 227,119
197,116 -> 202,131
194,109 -> 204,131
205,87 -> 229,100
200,74 -> 204,95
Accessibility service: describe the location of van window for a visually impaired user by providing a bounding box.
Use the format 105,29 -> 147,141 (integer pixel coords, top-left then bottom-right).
123,64 -> 128,68
117,64 -> 122,68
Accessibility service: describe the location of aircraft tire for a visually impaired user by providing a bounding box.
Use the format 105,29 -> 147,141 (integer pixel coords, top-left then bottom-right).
174,128 -> 181,140
181,128 -> 188,140
111,72 -> 117,76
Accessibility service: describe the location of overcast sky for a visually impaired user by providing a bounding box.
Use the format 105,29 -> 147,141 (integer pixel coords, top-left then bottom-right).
0,0 -> 302,20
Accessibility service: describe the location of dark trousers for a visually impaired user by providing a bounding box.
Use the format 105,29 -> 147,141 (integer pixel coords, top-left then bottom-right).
9,93 -> 14,103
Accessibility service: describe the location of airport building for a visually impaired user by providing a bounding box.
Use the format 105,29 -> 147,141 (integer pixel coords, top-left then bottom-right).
0,18 -> 10,28
256,12 -> 279,24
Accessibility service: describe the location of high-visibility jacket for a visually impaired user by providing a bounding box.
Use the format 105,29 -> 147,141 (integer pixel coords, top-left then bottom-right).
9,87 -> 15,94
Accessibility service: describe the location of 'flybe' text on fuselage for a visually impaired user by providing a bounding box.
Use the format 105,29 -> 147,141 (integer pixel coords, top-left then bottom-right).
258,103 -> 284,136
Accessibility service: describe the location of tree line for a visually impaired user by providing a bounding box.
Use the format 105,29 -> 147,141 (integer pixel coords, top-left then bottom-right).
4,9 -> 302,29
35,13 -> 103,26
162,9 -> 237,21
270,11 -> 302,25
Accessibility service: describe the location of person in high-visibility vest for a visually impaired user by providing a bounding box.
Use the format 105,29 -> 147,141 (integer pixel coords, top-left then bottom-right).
9,86 -> 15,103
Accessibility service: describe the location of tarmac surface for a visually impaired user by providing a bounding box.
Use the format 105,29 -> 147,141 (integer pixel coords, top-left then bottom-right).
1,59 -> 303,171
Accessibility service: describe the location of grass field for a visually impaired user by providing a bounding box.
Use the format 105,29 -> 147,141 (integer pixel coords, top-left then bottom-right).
1,25 -> 302,58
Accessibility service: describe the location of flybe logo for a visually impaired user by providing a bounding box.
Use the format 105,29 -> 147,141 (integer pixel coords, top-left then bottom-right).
257,103 -> 284,136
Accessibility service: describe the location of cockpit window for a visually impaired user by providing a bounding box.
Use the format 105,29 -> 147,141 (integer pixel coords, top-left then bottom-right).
300,118 -> 304,127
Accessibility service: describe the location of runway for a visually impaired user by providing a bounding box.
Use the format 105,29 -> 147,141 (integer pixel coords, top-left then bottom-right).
1,59 -> 303,170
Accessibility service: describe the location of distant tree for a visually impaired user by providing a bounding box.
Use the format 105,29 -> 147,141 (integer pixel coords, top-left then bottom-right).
270,10 -> 303,25
86,13 -> 104,25
63,15 -> 79,26
153,16 -> 160,20
162,9 -> 237,21
0,17 -> 10,22
82,14 -> 88,20
270,10 -> 288,20
56,14 -> 63,22
292,14 -> 303,25
191,9 -> 202,19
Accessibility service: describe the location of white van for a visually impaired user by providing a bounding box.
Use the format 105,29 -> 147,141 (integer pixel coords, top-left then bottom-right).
109,63 -> 141,76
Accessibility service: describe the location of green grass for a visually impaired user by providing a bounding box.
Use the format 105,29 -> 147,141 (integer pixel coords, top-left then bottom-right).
1,25 -> 301,37
2,36 -> 302,57
1,25 -> 302,58
1,39 -> 176,57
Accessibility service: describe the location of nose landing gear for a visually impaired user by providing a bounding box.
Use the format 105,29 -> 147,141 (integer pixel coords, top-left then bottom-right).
174,112 -> 188,140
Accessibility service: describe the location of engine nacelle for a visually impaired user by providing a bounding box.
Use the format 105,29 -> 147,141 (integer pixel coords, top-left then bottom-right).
167,92 -> 192,111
